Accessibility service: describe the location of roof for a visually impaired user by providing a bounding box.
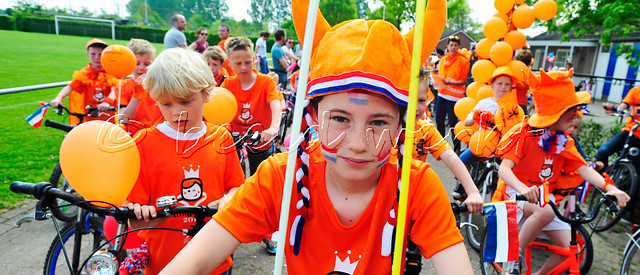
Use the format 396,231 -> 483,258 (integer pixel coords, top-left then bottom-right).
439,30 -> 477,43
530,29 -> 640,43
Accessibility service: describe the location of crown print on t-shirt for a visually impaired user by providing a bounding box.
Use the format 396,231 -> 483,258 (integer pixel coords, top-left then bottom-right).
239,103 -> 253,123
326,250 -> 361,275
177,164 -> 207,206
539,157 -> 554,182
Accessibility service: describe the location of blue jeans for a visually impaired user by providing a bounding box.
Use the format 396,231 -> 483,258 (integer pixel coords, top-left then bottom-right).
435,96 -> 460,150
459,148 -> 482,166
596,131 -> 629,167
258,56 -> 269,74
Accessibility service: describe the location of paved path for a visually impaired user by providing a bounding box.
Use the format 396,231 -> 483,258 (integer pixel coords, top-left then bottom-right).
0,100 -> 632,274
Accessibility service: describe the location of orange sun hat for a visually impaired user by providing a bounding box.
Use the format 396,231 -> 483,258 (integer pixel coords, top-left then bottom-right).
528,69 -> 591,128
488,66 -> 518,85
86,38 -> 108,50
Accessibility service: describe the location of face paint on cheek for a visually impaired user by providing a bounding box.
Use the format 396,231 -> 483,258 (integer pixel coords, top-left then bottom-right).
319,110 -> 346,149
348,92 -> 369,106
321,144 -> 338,163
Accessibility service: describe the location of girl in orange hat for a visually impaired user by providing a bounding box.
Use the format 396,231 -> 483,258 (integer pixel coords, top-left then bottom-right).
160,1 -> 473,274
496,69 -> 630,274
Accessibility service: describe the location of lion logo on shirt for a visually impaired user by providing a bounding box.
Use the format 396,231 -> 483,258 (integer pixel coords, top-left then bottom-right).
539,157 -> 554,182
239,103 -> 253,123
177,165 -> 207,206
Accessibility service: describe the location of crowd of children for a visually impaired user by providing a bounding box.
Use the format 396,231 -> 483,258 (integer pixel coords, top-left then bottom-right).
46,1 -> 634,273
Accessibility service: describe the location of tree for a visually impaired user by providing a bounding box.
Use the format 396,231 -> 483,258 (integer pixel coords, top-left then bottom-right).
248,0 -> 291,29
356,0 -> 370,18
320,0 -> 357,26
549,0 -> 640,66
445,0 -> 481,40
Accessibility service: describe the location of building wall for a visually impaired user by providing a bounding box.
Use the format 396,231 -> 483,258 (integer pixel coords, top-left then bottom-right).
592,42 -> 640,102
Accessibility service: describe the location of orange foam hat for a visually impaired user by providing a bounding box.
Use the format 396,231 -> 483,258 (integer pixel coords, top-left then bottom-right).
528,69 -> 591,128
292,0 -> 447,106
86,38 -> 108,50
489,66 -> 518,86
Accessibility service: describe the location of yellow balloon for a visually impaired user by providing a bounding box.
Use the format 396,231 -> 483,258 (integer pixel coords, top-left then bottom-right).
512,4 -> 535,29
60,121 -> 140,206
454,97 -> 478,121
466,82 -> 486,99
454,121 -> 477,145
515,0 -> 526,4
534,0 -> 558,21
477,85 -> 495,101
483,17 -> 508,41
504,30 -> 527,51
469,129 -> 500,157
476,38 -> 496,60
490,42 -> 514,66
203,87 -> 238,125
493,12 -> 509,25
472,60 -> 497,84
494,0 -> 516,14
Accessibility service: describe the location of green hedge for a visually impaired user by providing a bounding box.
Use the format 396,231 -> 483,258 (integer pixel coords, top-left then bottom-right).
5,15 -> 275,50
0,15 -> 16,30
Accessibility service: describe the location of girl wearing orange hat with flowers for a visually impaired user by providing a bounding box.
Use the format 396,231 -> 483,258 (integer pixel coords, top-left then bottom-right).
160,1 -> 473,274
496,69 -> 630,275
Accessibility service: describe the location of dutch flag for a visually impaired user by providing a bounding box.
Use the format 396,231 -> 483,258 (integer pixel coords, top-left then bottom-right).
483,202 -> 520,263
25,103 -> 49,128
575,180 -> 591,203
539,181 -> 550,207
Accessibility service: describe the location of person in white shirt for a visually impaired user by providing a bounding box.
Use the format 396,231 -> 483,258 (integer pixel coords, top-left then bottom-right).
255,32 -> 270,74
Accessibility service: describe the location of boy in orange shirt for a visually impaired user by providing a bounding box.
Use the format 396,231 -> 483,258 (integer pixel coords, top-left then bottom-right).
98,38 -> 162,135
49,39 -> 118,125
203,46 -> 229,87
126,48 -> 245,275
161,0 -> 472,274
221,37 -> 282,176
497,69 -> 630,275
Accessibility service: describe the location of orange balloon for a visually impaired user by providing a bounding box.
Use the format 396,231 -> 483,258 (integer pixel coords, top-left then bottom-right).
493,12 -> 509,25
476,85 -> 495,101
476,38 -> 496,59
466,82 -> 486,99
483,17 -> 508,41
490,42 -> 514,66
101,45 -> 136,79
454,121 -> 477,145
507,60 -> 528,84
512,4 -> 535,29
534,0 -> 558,21
494,0 -> 516,14
469,129 -> 500,157
454,97 -> 478,121
472,60 -> 497,84
504,30 -> 527,51
515,0 -> 526,4
60,121 -> 140,206
203,87 -> 238,125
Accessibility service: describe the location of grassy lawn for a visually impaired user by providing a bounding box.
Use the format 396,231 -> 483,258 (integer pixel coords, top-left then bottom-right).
0,30 -> 165,210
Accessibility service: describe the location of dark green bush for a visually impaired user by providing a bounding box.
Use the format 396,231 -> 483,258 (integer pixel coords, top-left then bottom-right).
0,15 -> 16,30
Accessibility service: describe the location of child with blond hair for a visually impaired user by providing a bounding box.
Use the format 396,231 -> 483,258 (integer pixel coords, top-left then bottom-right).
126,48 -> 245,275
203,46 -> 229,87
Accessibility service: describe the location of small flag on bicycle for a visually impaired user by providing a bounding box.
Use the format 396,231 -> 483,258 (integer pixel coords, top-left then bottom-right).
575,180 -> 591,203
483,201 -> 519,262
539,181 -> 550,207
25,102 -> 50,128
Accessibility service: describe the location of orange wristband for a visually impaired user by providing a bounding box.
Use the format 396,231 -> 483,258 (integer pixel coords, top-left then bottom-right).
603,173 -> 615,191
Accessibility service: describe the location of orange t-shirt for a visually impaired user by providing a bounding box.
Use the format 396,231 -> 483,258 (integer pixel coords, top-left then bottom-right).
112,77 -> 134,106
125,81 -> 163,134
215,68 -> 229,87
514,68 -> 532,106
413,119 -> 451,161
437,52 -> 470,99
493,123 -> 587,200
218,38 -> 236,76
67,64 -> 118,125
214,146 -> 462,274
128,122 -> 245,275
622,86 -> 640,138
221,70 -> 281,149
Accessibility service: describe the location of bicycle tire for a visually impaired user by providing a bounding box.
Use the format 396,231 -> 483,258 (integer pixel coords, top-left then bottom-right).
48,163 -> 79,222
43,215 -> 108,275
620,230 -> 640,275
479,224 -> 593,274
588,162 -> 638,231
465,167 -> 497,251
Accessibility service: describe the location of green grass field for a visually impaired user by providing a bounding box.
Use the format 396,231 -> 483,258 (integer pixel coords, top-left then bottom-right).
0,30 -> 165,210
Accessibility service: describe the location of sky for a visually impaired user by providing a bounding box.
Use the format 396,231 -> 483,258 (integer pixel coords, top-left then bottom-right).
0,0 -> 545,36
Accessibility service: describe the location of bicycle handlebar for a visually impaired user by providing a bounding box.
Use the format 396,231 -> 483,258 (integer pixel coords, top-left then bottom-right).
10,181 -> 218,224
231,130 -> 262,148
44,119 -> 75,132
512,194 -> 618,225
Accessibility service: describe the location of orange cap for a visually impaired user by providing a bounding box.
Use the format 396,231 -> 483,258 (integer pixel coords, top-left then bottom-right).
489,66 -> 517,85
86,39 -> 108,50
528,69 -> 591,128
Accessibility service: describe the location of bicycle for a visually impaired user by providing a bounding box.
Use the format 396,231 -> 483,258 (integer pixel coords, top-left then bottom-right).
479,193 -> 616,275
230,129 -> 262,177
620,224 -> 640,274
11,181 -> 217,275
587,109 -> 640,232
463,156 -> 500,252
44,104 -> 116,222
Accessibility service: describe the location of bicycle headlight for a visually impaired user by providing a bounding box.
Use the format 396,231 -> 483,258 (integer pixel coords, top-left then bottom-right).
629,147 -> 639,157
85,249 -> 120,275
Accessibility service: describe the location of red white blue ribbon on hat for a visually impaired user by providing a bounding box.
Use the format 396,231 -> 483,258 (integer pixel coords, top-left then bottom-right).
307,71 -> 409,106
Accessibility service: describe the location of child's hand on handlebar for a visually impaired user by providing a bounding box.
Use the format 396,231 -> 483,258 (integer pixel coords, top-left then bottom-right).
605,188 -> 631,208
97,102 -> 112,112
50,98 -> 63,108
521,186 -> 539,205
127,202 -> 158,222
462,192 -> 484,213
208,194 -> 232,210
261,127 -> 278,143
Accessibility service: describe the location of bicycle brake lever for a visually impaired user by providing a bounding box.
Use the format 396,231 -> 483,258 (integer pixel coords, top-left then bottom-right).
459,222 -> 478,231
14,214 -> 36,228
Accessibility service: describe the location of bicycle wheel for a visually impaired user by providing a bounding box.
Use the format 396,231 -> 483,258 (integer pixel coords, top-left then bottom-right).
49,163 -> 80,222
465,167 -> 497,251
621,230 -> 640,275
43,215 -> 108,275
479,228 -> 506,275
588,162 -> 638,231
